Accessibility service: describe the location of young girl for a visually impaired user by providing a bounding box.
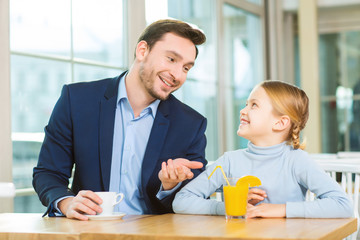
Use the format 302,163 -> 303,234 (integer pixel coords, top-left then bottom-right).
173,80 -> 353,218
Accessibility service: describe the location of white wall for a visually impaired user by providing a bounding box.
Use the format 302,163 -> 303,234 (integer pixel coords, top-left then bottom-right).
0,0 -> 14,212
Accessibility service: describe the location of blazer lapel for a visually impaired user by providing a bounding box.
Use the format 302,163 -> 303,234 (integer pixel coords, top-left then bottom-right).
99,73 -> 124,190
141,100 -> 170,188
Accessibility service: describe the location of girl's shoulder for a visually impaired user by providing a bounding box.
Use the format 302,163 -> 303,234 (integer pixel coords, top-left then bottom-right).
286,146 -> 319,169
211,149 -> 250,177
287,146 -> 310,159
223,148 -> 248,159
211,149 -> 248,167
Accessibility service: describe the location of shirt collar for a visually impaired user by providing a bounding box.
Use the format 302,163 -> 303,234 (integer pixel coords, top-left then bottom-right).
117,74 -> 160,118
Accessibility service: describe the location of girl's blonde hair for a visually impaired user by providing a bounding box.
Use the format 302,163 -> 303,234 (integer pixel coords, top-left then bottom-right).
260,80 -> 309,150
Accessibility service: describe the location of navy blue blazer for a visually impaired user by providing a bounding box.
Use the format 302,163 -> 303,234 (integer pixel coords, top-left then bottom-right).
33,72 -> 207,215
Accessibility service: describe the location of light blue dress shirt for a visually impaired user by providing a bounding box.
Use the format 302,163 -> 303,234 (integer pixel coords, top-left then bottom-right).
109,75 -> 160,214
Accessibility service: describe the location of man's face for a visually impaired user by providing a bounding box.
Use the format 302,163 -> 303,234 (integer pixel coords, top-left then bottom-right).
138,32 -> 197,101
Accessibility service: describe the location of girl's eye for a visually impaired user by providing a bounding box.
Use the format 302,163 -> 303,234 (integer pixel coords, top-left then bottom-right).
251,103 -> 257,108
168,57 -> 175,62
184,66 -> 190,72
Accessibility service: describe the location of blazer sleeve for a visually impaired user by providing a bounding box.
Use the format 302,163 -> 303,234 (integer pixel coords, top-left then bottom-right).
32,85 -> 75,216
157,117 -> 208,213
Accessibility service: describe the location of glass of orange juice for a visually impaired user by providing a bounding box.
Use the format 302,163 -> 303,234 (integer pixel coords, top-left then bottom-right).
223,178 -> 248,220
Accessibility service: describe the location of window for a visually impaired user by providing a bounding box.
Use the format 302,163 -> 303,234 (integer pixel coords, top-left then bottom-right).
10,0 -> 126,212
145,0 -> 266,160
146,0 -> 219,162
8,0 -> 267,212
222,3 -> 264,151
319,31 -> 360,152
291,4 -> 360,153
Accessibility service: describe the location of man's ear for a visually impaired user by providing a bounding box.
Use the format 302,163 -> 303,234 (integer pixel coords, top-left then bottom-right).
135,40 -> 149,60
273,115 -> 291,131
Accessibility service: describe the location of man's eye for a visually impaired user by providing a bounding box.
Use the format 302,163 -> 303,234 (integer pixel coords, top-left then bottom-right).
168,57 -> 175,62
184,66 -> 190,72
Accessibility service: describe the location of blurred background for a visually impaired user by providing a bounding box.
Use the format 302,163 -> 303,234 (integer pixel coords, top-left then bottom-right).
0,0 -> 359,213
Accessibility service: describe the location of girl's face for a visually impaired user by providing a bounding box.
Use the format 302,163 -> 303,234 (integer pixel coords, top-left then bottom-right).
237,86 -> 282,146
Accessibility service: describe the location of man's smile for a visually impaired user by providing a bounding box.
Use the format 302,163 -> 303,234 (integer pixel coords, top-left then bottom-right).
159,74 -> 174,87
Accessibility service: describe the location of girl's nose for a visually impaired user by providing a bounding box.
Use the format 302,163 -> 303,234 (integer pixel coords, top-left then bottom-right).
240,107 -> 246,116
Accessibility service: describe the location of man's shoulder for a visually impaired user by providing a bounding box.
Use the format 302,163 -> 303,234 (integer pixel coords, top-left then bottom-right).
64,75 -> 120,100
67,76 -> 117,91
164,95 -> 205,120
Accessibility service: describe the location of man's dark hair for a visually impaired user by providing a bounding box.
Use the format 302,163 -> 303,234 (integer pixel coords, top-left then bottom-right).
136,19 -> 206,59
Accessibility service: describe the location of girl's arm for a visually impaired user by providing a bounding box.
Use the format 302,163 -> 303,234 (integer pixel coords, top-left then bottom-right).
246,203 -> 285,218
287,152 -> 353,218
172,156 -> 229,215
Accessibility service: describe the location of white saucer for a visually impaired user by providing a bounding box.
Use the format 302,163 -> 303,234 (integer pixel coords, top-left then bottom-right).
86,212 -> 126,221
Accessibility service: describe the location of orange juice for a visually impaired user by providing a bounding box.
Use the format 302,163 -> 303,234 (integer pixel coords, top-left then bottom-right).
224,184 -> 248,218
207,167 -> 261,219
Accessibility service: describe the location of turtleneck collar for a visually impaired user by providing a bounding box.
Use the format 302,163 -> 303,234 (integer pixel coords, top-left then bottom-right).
246,141 -> 289,156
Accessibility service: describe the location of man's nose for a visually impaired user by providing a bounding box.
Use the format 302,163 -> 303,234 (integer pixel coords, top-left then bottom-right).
169,64 -> 184,83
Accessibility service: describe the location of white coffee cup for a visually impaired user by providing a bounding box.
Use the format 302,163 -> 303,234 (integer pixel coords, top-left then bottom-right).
95,192 -> 124,216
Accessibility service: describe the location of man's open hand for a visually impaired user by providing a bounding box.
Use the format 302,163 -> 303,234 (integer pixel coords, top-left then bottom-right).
158,158 -> 203,190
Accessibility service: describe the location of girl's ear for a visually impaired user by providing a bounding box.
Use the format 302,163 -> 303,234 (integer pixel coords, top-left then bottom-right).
273,115 -> 291,131
135,40 -> 149,60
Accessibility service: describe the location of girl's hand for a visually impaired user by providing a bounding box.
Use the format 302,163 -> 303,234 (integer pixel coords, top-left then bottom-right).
248,188 -> 267,205
246,203 -> 286,219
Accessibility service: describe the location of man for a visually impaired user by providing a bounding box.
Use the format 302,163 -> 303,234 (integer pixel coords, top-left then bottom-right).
33,19 -> 207,220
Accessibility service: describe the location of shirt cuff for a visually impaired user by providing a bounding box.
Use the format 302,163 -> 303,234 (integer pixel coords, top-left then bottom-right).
156,183 -> 182,200
53,196 -> 73,216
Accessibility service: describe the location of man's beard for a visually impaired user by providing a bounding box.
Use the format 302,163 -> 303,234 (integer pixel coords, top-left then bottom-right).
139,66 -> 171,101
147,85 -> 170,101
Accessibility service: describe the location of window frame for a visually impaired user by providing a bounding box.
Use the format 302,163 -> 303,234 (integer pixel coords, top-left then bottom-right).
0,0 -> 13,212
216,0 -> 267,153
